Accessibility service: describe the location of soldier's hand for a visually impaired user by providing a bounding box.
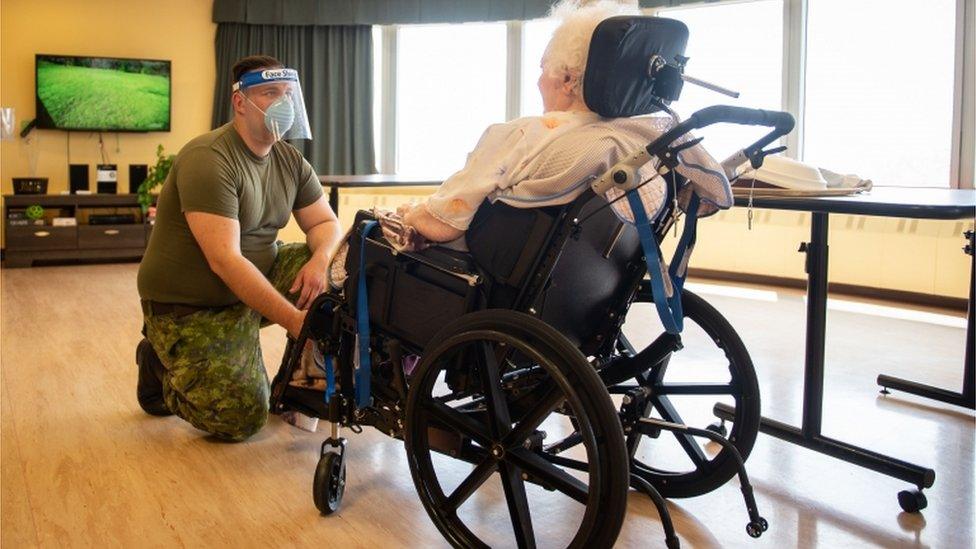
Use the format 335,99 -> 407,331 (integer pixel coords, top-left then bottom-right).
290,253 -> 330,309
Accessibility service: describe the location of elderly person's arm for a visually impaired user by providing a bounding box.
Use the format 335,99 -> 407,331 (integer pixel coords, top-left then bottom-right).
401,122 -> 530,242
402,206 -> 463,242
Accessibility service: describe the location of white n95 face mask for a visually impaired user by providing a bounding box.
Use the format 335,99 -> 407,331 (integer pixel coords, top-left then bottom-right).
233,67 -> 312,141
243,93 -> 296,141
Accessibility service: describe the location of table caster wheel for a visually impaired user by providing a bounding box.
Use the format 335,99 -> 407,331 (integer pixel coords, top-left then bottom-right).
898,489 -> 927,513
313,451 -> 346,515
746,520 -> 765,538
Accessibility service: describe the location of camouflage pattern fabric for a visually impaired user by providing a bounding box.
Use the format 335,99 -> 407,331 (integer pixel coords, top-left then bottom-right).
142,242 -> 311,441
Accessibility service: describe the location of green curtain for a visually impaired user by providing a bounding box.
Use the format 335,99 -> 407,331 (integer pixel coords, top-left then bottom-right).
211,23 -> 375,175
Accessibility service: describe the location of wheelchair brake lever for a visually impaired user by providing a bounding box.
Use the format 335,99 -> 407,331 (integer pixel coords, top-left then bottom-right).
668,136 -> 705,156
748,145 -> 788,169
657,137 -> 702,171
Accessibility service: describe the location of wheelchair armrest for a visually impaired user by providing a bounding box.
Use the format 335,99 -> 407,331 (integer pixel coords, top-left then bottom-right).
395,246 -> 482,287
353,209 -> 482,287
404,247 -> 478,276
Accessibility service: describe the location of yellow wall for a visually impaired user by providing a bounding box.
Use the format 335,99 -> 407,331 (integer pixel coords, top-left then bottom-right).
679,209 -> 973,299
0,0 -> 216,242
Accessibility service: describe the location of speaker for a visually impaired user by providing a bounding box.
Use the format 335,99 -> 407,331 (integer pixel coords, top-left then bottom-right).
96,163 -> 117,194
128,164 -> 148,194
69,164 -> 89,194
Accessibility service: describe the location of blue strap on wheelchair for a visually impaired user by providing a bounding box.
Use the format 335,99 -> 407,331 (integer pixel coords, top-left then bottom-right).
323,355 -> 335,404
354,220 -> 378,408
626,191 -> 701,334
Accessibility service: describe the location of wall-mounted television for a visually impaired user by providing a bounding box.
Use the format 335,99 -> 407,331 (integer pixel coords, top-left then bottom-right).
35,54 -> 171,132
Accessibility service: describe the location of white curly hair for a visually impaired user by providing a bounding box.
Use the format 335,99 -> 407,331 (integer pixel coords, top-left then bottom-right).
541,0 -> 640,99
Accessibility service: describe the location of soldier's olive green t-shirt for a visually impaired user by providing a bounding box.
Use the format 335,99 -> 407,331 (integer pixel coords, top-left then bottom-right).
137,123 -> 323,307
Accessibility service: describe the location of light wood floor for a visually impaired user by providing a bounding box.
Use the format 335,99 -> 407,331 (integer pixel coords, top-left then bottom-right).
1,262 -> 972,548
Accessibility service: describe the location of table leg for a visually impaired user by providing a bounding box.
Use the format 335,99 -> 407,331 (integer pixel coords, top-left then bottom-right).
714,211 -> 936,508
329,186 -> 340,216
876,230 -> 975,409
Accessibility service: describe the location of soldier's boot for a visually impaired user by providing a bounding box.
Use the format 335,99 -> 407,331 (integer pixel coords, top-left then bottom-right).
136,338 -> 174,417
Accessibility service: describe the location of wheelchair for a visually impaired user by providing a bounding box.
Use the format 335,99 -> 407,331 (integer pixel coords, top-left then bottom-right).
270,16 -> 795,549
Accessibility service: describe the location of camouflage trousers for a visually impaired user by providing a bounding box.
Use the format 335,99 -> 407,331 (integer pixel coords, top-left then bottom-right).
142,242 -> 311,441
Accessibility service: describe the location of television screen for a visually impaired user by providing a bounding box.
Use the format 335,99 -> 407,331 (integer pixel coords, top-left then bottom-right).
35,54 -> 171,132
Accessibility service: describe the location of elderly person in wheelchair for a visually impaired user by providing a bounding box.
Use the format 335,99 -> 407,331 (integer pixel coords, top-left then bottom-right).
272,2 -> 794,547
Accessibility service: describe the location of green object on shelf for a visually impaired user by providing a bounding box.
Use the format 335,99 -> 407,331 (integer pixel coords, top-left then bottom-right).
137,144 -> 175,213
25,205 -> 44,220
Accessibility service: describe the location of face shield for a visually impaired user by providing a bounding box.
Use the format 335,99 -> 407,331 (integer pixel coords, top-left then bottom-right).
233,68 -> 311,141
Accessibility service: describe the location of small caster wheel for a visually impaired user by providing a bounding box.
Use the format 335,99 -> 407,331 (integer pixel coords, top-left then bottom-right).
746,521 -> 764,538
665,535 -> 681,549
313,452 -> 346,515
897,489 -> 927,513
705,421 -> 727,438
758,517 -> 768,531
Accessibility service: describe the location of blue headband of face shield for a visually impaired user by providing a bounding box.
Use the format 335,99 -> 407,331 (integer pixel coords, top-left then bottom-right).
232,68 -> 312,141
233,68 -> 299,91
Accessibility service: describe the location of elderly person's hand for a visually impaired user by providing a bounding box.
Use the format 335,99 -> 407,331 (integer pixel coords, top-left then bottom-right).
395,202 -> 415,217
289,253 -> 330,309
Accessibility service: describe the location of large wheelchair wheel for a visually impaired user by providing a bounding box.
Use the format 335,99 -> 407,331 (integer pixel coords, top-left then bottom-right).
404,310 -> 629,549
621,288 -> 761,499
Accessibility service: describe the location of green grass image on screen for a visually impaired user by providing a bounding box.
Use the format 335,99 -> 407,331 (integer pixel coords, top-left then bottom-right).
37,59 -> 170,131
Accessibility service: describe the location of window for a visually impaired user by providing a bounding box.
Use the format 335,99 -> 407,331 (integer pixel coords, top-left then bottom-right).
663,1 -> 784,162
371,2 -> 972,187
520,18 -> 561,117
804,0 -> 957,187
395,22 -> 507,177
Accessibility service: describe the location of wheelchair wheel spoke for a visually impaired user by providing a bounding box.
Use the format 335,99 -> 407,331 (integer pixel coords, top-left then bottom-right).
655,382 -> 735,396
503,381 -> 561,450
476,341 -> 513,439
652,395 -> 708,468
499,462 -> 536,549
543,431 -> 584,454
426,401 -> 492,447
507,448 -> 588,505
444,457 -> 497,511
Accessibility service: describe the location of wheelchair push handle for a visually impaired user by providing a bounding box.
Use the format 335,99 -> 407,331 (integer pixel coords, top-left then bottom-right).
591,106 -> 796,196
647,105 -> 795,157
689,105 -> 795,133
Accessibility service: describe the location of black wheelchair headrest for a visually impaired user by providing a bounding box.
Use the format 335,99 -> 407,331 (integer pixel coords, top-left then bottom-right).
583,16 -> 689,118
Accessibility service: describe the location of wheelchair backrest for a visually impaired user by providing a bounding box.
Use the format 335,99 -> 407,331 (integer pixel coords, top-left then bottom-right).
534,194 -> 644,356
466,172 -> 681,357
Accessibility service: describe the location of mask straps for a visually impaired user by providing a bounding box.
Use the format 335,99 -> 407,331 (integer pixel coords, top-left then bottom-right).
238,90 -> 282,141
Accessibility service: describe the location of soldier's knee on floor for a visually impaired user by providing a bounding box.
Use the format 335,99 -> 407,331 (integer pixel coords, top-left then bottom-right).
207,404 -> 269,442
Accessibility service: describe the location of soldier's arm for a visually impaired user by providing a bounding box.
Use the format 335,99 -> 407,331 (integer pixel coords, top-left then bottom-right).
185,211 -> 305,338
293,195 -> 342,261
286,196 -> 342,308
